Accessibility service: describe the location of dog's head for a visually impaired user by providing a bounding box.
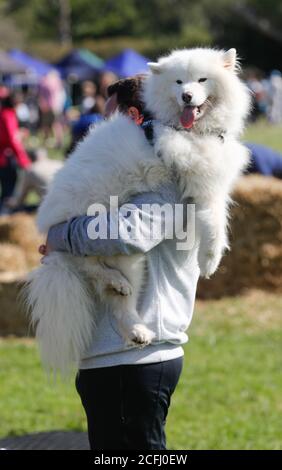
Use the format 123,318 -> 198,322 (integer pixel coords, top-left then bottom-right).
143,48 -> 251,136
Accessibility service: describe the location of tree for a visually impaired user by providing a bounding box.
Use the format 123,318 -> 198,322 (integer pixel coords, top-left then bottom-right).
58,0 -> 72,46
1,0 -> 282,70
0,3 -> 24,49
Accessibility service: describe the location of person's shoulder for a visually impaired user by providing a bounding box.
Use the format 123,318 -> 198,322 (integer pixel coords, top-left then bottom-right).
157,180 -> 183,203
1,108 -> 15,118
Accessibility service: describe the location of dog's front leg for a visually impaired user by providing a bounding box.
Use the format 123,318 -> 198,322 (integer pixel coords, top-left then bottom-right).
197,198 -> 229,278
154,124 -> 192,167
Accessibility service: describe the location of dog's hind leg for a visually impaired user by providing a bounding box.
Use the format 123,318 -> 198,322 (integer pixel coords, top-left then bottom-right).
112,294 -> 156,347
105,254 -> 156,347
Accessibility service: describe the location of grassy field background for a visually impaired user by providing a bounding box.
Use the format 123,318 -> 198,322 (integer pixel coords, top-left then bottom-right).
0,291 -> 281,450
244,119 -> 282,152
1,120 -> 282,449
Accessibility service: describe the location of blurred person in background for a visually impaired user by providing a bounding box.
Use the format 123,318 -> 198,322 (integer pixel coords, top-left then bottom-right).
14,91 -> 31,131
22,87 -> 40,135
245,142 -> 282,179
80,80 -> 98,115
38,71 -> 66,148
68,95 -> 105,155
38,75 -> 55,142
6,148 -> 63,213
246,71 -> 268,122
99,71 -> 118,99
268,70 -> 282,125
0,88 -> 31,214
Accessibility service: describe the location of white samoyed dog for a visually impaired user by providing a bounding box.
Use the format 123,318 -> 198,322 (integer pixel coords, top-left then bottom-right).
26,48 -> 250,373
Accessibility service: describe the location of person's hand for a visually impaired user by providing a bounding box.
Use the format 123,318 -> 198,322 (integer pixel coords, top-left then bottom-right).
39,244 -> 47,255
39,243 -> 51,264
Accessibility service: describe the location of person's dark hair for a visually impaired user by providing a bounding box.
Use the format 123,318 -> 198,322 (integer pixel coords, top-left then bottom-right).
107,75 -> 151,119
0,95 -> 14,109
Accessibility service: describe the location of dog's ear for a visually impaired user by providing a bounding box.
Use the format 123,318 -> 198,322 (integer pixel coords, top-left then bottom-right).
148,62 -> 163,74
222,48 -> 237,71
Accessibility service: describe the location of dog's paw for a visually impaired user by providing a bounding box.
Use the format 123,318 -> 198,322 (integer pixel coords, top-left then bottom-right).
198,250 -> 222,279
127,324 -> 155,348
106,275 -> 132,296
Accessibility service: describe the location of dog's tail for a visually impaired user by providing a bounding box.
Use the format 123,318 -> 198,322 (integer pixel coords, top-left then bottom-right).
23,252 -> 95,375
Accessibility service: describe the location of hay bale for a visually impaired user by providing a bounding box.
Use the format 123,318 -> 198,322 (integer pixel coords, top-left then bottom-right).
0,178 -> 281,310
0,243 -> 27,273
197,175 -> 282,298
0,213 -> 43,268
0,273 -> 32,336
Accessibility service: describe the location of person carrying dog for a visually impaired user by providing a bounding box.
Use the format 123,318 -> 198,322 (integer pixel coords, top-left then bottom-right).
39,76 -> 198,450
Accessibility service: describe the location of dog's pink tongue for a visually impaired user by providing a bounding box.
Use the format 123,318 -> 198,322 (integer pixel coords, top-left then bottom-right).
180,106 -> 197,129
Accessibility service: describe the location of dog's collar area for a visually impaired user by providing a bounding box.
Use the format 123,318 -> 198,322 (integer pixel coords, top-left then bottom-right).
142,120 -> 155,145
218,132 -> 226,143
170,125 -> 227,143
142,120 -> 227,146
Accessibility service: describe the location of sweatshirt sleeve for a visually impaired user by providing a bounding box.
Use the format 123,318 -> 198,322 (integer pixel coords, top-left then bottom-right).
47,184 -> 186,257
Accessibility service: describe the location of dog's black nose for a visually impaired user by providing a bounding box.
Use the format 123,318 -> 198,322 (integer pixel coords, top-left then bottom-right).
182,92 -> 193,104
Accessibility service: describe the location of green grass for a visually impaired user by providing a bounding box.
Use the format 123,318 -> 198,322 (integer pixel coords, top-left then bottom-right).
167,292 -> 282,450
244,119 -> 282,152
1,291 -> 281,449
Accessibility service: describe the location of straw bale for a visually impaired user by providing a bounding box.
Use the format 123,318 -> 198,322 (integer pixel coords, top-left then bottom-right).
0,243 -> 27,273
197,175 -> 282,298
0,274 -> 31,336
0,213 -> 43,267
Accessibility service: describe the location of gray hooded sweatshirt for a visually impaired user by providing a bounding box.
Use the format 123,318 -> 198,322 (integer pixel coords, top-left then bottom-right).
47,181 -> 199,369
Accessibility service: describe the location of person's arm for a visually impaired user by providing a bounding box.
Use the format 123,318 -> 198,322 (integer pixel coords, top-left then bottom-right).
46,185 -> 185,257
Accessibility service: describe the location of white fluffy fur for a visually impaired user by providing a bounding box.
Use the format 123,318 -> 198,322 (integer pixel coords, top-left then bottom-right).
26,252 -> 94,374
25,48 -> 251,373
145,48 -> 250,276
26,115 -> 169,372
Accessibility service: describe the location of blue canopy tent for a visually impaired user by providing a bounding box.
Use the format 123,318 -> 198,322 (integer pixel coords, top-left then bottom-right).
9,49 -> 54,77
0,51 -> 27,75
0,51 -> 28,86
55,49 -> 104,81
104,48 -> 149,78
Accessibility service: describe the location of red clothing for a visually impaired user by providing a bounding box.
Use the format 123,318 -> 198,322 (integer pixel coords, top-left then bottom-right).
0,108 -> 31,169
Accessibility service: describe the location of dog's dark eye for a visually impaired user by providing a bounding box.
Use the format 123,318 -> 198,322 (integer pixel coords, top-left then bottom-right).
199,78 -> 207,83
176,80 -> 183,84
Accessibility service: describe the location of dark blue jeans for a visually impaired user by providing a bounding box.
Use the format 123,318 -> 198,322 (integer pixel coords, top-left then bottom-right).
0,162 -> 17,209
75,357 -> 183,450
